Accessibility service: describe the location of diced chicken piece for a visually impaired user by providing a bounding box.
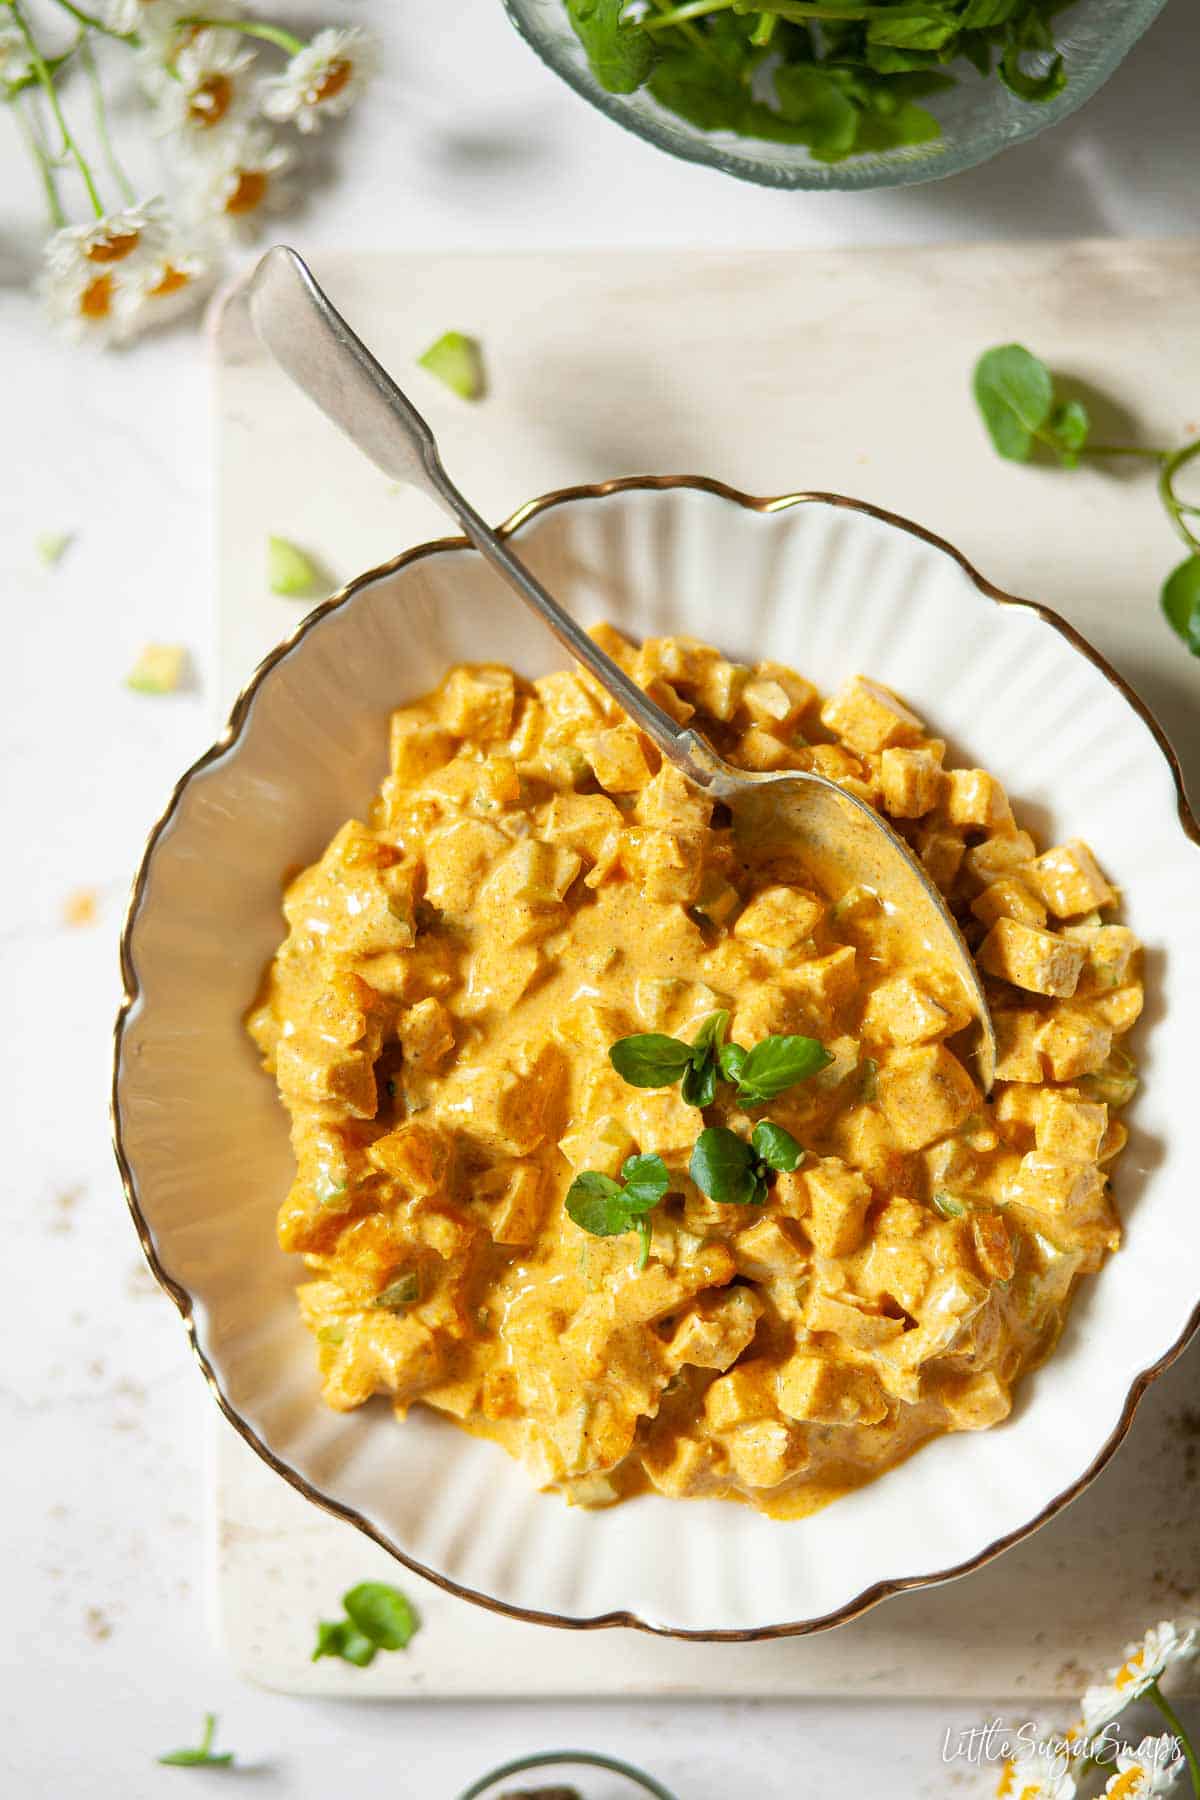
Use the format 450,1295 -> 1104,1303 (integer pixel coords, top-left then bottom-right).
1089,985 -> 1144,1033
879,744 -> 945,818
558,1114 -> 637,1179
744,661 -> 817,727
944,769 -> 1014,831
424,752 -> 521,815
916,826 -> 965,893
664,1288 -> 764,1372
776,1354 -> 888,1427
794,1158 -> 873,1257
970,1210 -> 1015,1283
621,828 -> 704,905
857,1238 -> 930,1314
534,668 -> 607,736
367,1120 -> 453,1196
634,764 -> 713,833
963,829 -> 1037,885
635,634 -> 717,690
461,940 -> 543,1015
1035,1091 -> 1108,1162
476,1161 -> 544,1246
434,664 -> 516,739
733,1215 -> 810,1281
993,1081 -> 1045,1145
873,1195 -> 927,1239
1007,1152 -> 1107,1219
1037,1010 -> 1113,1083
586,620 -> 638,670
399,997 -> 455,1076
641,1435 -> 725,1500
703,1360 -> 776,1429
725,1419 -> 801,1489
625,1085 -> 708,1160
275,1038 -> 379,1120
435,1043 -> 565,1156
318,1311 -> 447,1412
978,918 -> 1085,998
643,677 -> 695,726
733,884 -> 825,950
877,1044 -> 978,1151
970,876 -> 1047,930
804,1289 -> 905,1350
691,870 -> 742,929
479,839 -> 582,943
820,675 -> 925,754
695,658 -> 750,723
423,817 -> 508,917
1064,923 -> 1139,994
541,792 -> 624,861
783,945 -> 858,1022
993,1010 -> 1046,1082
940,1371 -> 1011,1431
861,975 -> 968,1047
583,724 -> 654,793
388,710 -> 456,784
1026,839 -> 1114,918
1098,1119 -> 1128,1163
734,726 -> 795,771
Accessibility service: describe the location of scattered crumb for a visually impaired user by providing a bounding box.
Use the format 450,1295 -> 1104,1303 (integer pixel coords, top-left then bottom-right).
84,1606 -> 112,1643
63,888 -> 98,928
124,1261 -> 160,1301
48,1185 -> 84,1236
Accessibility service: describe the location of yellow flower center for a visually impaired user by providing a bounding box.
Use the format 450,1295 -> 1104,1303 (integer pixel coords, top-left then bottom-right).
1115,1651 -> 1147,1691
86,230 -> 140,265
312,57 -> 351,102
225,170 -> 267,215
1108,1772 -> 1142,1800
188,72 -> 233,127
79,274 -> 114,320
149,264 -> 190,298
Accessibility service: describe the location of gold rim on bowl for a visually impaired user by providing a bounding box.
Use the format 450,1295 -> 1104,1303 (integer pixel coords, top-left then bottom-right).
111,474 -> 1200,1641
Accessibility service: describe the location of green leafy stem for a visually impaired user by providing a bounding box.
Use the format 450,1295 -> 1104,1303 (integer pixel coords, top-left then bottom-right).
973,343 -> 1200,658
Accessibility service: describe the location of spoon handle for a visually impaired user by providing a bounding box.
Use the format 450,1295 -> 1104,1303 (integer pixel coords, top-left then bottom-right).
248,246 -> 723,788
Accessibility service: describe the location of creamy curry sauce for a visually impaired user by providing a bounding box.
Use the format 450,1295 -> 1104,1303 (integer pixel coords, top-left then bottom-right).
248,627 -> 1142,1516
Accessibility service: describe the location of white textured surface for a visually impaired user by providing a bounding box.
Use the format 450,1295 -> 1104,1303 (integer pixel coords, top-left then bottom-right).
6,0 -> 1200,1788
119,482 -> 1200,1639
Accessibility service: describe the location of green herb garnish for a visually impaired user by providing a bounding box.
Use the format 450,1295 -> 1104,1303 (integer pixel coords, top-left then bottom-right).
972,343 -> 1200,658
158,1713 -> 234,1768
417,330 -> 486,401
268,534 -> 321,598
371,1271 -> 420,1310
690,1119 -> 803,1207
610,1015 -> 830,1110
563,0 -> 1073,165
565,1153 -> 671,1267
313,1581 -> 420,1667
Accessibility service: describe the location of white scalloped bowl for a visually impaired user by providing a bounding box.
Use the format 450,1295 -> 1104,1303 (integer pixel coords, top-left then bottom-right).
114,479 -> 1200,1638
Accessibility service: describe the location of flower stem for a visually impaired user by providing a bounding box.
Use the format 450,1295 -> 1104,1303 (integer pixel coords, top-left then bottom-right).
180,15 -> 305,54
1149,1682 -> 1200,1796
8,0 -> 105,216
1159,438 -> 1200,557
1082,444 -> 1170,461
50,0 -> 137,42
12,92 -> 66,227
80,36 -> 135,203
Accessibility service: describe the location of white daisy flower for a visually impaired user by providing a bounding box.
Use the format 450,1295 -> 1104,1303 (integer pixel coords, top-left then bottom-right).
155,26 -> 253,147
1104,1734 -> 1186,1798
122,242 -> 212,329
997,1739 -> 1077,1800
131,0 -> 233,72
1082,1624 -> 1199,1732
0,22 -> 34,86
257,27 -> 376,134
100,0 -> 142,33
41,254 -> 134,347
43,197 -> 172,278
186,126 -> 294,236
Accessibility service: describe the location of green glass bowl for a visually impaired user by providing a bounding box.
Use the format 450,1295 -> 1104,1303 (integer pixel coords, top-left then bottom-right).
502,0 -> 1169,189
458,1749 -> 677,1800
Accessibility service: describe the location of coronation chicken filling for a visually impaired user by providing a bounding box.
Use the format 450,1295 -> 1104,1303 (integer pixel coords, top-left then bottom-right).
248,629 -> 1142,1516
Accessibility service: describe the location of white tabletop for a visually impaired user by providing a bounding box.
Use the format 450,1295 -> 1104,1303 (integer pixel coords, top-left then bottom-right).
3,2 -> 1200,1794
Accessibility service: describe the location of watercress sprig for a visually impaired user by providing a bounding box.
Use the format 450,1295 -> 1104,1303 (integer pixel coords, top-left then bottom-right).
609,1012 -> 831,1110
972,343 -> 1200,658
158,1713 -> 234,1769
312,1581 -> 420,1668
565,1153 -> 671,1267
690,1120 -> 804,1207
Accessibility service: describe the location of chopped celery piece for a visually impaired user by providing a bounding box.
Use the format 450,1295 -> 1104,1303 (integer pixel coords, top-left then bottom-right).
126,643 -> 186,695
372,1272 -> 421,1310
35,530 -> 73,566
417,331 -> 486,402
268,535 -> 320,598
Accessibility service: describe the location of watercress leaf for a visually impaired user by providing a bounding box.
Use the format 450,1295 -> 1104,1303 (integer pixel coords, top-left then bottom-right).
999,42 -> 1066,102
959,0 -> 1020,25
565,1170 -> 631,1237
1162,555 -> 1200,657
972,344 -> 1055,461
681,1054 -> 719,1108
312,1619 -> 376,1667
609,1032 -> 693,1089
690,1009 -> 730,1056
565,0 -> 657,94
772,64 -> 859,159
866,15 -> 959,52
852,96 -> 941,154
620,1153 -> 671,1213
750,1120 -> 804,1174
343,1582 -> 419,1651
719,1041 -> 748,1084
690,1126 -> 760,1206
1047,396 -> 1090,464
371,1271 -> 420,1310
158,1713 -> 234,1768
735,1034 -> 833,1105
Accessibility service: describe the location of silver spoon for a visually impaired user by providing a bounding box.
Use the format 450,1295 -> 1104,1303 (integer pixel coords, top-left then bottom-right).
247,245 -> 995,1093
